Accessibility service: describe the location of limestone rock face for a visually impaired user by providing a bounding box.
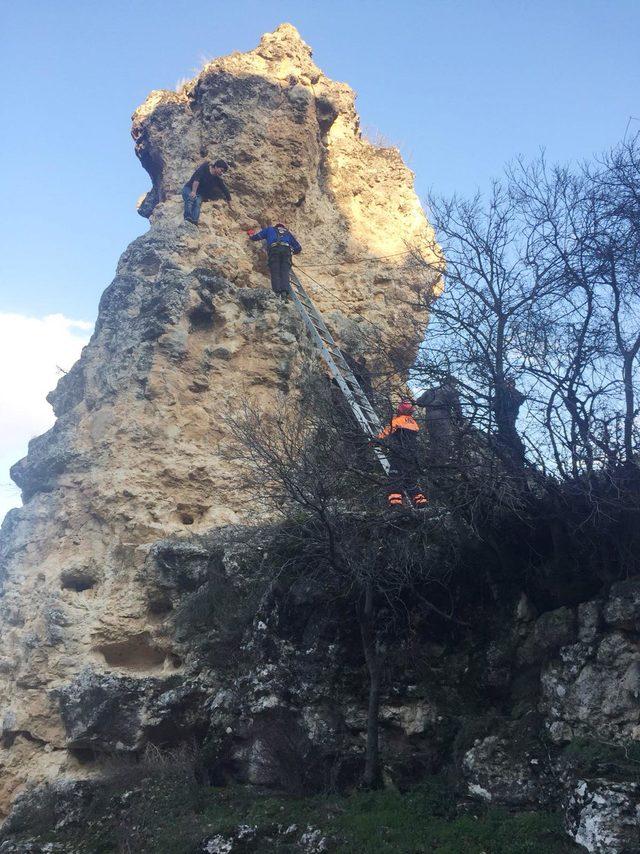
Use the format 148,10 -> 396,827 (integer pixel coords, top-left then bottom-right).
540,629 -> 640,744
565,779 -> 640,854
462,735 -> 554,807
0,25 -> 436,816
132,22 -> 435,330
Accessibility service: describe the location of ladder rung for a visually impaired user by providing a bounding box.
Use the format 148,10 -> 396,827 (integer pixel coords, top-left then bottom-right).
344,378 -> 372,399
327,348 -> 348,364
289,271 -> 389,474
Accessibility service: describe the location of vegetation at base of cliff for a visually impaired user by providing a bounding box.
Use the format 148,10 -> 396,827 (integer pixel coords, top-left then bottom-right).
2,774 -> 583,854
562,737 -> 640,780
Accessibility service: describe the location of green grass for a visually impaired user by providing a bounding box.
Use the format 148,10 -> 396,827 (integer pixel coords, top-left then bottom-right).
3,777 -> 583,854
194,779 -> 580,854
330,799 -> 575,853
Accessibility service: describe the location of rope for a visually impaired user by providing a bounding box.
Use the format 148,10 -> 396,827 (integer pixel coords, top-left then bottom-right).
292,263 -> 424,392
299,250 -> 415,269
293,264 -> 378,329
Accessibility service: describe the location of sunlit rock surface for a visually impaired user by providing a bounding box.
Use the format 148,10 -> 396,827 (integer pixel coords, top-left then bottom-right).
0,24 -> 437,816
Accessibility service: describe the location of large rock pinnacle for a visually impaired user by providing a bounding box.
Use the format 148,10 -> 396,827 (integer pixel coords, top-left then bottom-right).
0,25 -> 437,816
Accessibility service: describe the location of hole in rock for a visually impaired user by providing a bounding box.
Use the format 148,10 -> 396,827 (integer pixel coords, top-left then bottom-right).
69,747 -> 98,764
174,503 -> 208,526
2,730 -> 47,749
315,97 -> 338,134
145,713 -> 209,752
148,591 -> 173,615
188,305 -> 215,331
96,633 -> 166,671
60,569 -> 97,592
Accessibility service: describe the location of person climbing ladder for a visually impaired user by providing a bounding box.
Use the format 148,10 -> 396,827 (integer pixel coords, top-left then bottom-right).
376,400 -> 428,509
248,223 -> 302,298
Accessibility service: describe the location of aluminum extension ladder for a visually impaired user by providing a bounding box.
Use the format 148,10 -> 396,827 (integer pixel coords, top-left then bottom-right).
288,270 -> 390,474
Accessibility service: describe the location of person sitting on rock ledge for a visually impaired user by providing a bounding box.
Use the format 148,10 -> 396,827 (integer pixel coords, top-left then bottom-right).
182,159 -> 231,224
248,223 -> 302,299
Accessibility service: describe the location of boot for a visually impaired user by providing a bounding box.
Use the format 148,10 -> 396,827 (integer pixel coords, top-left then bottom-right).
411,493 -> 429,509
387,492 -> 403,508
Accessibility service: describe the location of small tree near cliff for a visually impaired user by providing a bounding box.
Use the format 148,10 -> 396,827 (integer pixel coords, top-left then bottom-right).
226,379 -> 464,788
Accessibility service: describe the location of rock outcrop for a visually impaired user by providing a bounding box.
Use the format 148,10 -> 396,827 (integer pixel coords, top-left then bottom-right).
1,25 -> 638,854
2,522 -> 639,852
0,25 -> 437,817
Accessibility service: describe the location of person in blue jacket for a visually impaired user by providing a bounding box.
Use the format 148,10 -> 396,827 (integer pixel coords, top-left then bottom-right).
249,223 -> 302,298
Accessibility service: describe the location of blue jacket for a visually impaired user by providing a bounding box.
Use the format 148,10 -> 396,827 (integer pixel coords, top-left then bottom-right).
250,226 -> 302,254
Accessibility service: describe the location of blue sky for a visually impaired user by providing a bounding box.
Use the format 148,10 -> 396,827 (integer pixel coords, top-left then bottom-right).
1,0 -> 638,320
0,0 -> 638,518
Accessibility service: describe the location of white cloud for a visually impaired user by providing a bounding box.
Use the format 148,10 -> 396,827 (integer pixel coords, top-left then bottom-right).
0,313 -> 92,524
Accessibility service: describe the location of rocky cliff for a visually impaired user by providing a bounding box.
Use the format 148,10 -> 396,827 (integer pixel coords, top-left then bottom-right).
0,24 -> 436,821
1,24 -> 639,854
1,518 -> 639,853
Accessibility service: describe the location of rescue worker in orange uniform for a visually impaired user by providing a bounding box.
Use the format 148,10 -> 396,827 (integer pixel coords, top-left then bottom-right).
376,399 -> 428,509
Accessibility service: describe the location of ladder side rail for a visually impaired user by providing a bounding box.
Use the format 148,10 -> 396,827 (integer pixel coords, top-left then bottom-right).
370,445 -> 392,475
305,334 -> 382,428
289,277 -> 379,433
297,305 -> 387,454
290,272 -> 385,431
290,273 -> 341,347
291,277 -> 368,387
291,287 -> 377,436
288,282 -> 390,474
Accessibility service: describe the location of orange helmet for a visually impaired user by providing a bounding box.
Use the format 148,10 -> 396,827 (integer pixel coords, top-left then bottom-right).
396,399 -> 414,415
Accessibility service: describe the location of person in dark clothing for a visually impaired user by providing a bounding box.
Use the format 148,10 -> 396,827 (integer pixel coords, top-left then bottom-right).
249,223 -> 302,297
415,379 -> 463,457
494,375 -> 527,466
182,159 -> 231,224
376,400 -> 428,509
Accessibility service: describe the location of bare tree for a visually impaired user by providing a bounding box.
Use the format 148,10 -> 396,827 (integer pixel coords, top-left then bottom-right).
368,138 -> 640,585
396,137 -> 640,487
511,139 -> 640,475
225,379 -> 465,788
404,183 -> 554,477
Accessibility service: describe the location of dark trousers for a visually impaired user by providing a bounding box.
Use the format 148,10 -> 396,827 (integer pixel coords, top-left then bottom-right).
388,453 -> 423,502
268,250 -> 292,294
182,185 -> 203,223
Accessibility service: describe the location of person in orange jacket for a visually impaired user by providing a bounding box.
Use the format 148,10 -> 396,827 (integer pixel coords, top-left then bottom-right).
376,399 -> 428,509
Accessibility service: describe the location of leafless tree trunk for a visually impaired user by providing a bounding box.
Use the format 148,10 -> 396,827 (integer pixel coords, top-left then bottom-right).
225,388 -> 443,789
358,579 -> 381,788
